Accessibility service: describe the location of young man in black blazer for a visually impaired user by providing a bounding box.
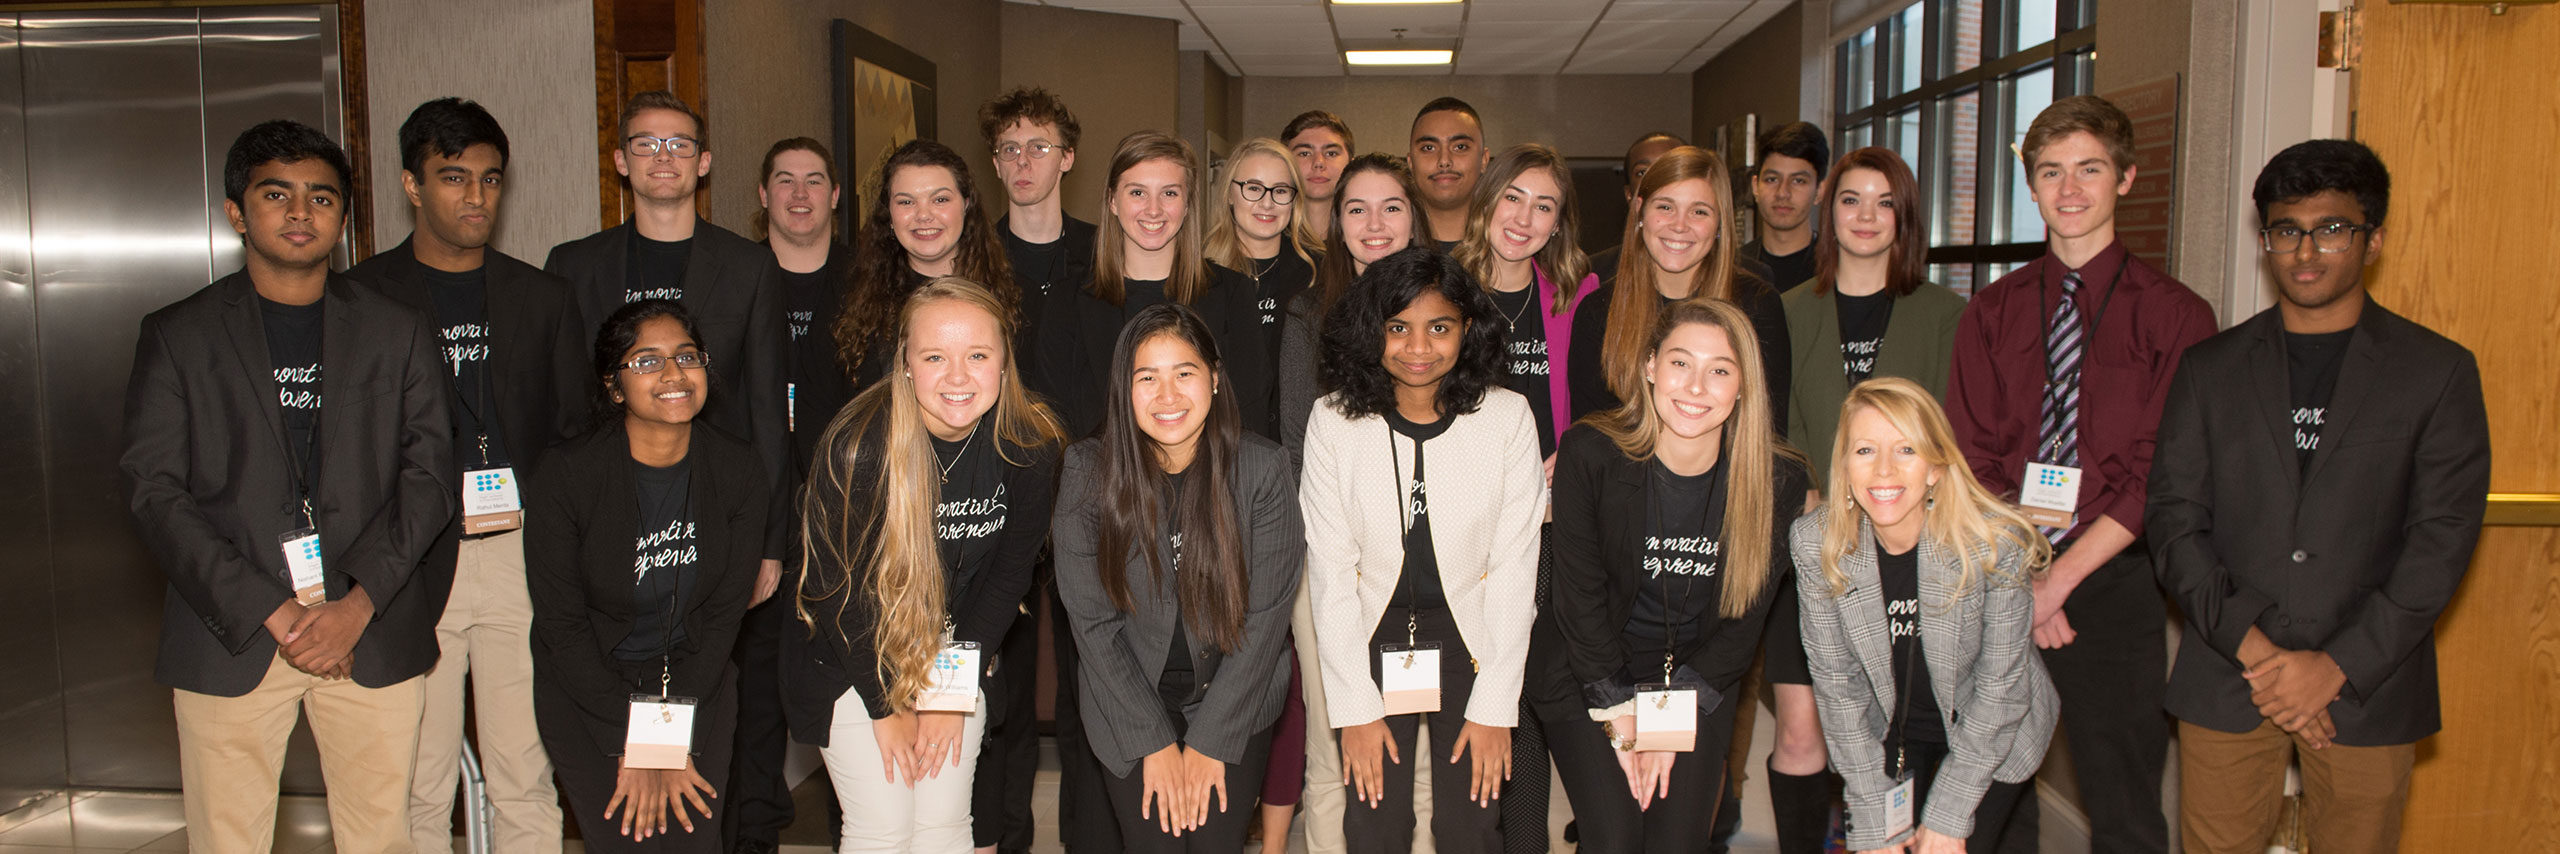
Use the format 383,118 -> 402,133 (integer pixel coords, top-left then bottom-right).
545,90 -> 790,645
121,119 -> 454,853
2149,139 -> 2489,854
343,97 -> 586,854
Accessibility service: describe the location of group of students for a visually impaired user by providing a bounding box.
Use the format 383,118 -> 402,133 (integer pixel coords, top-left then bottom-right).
119,78 -> 2486,854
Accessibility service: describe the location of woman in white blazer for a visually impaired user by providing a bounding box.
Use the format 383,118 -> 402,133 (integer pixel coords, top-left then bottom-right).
1299,248 -> 1545,854
1790,377 -> 2059,854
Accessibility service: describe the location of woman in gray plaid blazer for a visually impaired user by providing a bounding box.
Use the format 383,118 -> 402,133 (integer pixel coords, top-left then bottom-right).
1791,377 -> 2058,854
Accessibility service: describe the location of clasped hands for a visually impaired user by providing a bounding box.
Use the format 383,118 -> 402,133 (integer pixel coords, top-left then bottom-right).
2238,628 -> 2347,749
264,587 -> 372,679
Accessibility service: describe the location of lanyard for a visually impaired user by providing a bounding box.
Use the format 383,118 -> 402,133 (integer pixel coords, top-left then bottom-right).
657,476 -> 694,698
445,335 -> 498,466
1882,537 -> 1923,777
278,399 -> 321,529
1387,422 -> 1426,646
1646,463 -> 1712,684
2035,257 -> 2129,390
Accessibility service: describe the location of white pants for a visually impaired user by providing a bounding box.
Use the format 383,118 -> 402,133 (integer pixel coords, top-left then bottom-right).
820,689 -> 985,854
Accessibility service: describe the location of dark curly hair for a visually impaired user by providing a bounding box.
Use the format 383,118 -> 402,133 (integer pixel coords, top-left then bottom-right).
2252,138 -> 2390,227
834,138 -> 1016,379
1318,247 -> 1507,420
590,298 -> 710,425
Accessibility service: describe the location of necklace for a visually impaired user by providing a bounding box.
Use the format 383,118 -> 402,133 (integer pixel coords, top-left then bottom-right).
1245,252 -> 1281,288
1497,277 -> 1535,330
932,421 -> 982,483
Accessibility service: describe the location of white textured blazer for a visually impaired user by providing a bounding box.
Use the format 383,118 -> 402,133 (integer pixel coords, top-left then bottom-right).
1300,388 -> 1547,729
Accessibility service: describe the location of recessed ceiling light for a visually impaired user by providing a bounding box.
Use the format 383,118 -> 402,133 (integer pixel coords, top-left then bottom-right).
1345,49 -> 1455,65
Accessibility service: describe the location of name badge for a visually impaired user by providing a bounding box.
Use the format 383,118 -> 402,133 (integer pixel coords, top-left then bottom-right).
1632,683 -> 1700,752
278,527 -> 325,606
917,642 -> 982,713
1883,771 -> 1916,840
1379,643 -> 1442,716
623,694 -> 697,769
2017,462 -> 2081,529
462,467 -> 523,534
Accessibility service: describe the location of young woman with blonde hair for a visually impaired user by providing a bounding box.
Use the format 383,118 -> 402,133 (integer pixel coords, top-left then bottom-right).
1533,298 -> 1810,852
1790,377 -> 2057,854
785,277 -> 1066,853
1204,137 -> 1318,439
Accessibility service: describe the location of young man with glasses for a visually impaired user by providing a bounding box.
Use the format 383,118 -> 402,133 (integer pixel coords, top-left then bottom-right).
1947,95 -> 2216,854
2149,139 -> 2485,854
342,97 -> 587,854
545,91 -> 791,636
123,119 -> 454,854
982,87 -> 1095,311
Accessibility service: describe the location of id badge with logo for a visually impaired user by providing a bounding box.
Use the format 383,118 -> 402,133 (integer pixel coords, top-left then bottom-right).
623,694 -> 698,769
278,527 -> 326,606
1883,771 -> 1916,840
2017,461 -> 2080,529
462,467 -> 524,534
1632,683 -> 1700,752
1379,643 -> 1443,715
917,642 -> 982,713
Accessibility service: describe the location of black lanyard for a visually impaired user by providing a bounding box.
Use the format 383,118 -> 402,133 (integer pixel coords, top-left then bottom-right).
1645,461 -> 1719,684
654,469 -> 693,698
282,415 -> 319,528
445,336 -> 498,467
1882,537 -> 1922,777
1387,421 -> 1426,646
2035,256 -> 2129,390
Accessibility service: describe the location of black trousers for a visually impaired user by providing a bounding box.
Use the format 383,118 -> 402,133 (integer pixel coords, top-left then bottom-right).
1098,708 -> 1278,852
1344,607 -> 1502,854
722,596 -> 794,848
1545,689 -> 1740,854
1852,738 -> 2038,851
2042,545 -> 2170,854
1500,527 -> 1555,854
1053,587 -> 1125,854
544,664 -> 739,854
970,582 -> 1044,852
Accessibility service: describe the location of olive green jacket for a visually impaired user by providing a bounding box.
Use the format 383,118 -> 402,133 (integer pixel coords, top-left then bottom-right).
1782,281 -> 1967,475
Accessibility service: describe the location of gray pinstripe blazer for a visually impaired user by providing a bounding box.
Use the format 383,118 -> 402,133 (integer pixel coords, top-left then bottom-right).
1789,509 -> 2057,849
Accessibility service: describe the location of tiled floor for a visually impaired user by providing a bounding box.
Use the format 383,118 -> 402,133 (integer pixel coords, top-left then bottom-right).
0,703 -> 2092,854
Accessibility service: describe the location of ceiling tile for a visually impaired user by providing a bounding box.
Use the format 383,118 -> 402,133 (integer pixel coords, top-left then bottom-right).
1328,5 -> 1468,38
1578,20 -> 1717,54
1563,48 -> 1689,74
1464,1 -> 1609,24
1185,5 -> 1334,27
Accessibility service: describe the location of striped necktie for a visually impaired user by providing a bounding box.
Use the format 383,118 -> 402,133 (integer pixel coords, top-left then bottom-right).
2036,271 -> 2084,543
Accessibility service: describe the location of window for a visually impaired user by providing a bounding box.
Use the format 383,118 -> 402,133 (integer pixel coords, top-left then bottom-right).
1835,0 -> 2095,296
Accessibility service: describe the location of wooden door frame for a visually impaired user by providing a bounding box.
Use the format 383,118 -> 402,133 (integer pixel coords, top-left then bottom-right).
592,0 -> 707,229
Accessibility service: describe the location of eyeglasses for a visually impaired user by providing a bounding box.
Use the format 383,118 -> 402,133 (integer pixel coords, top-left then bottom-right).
995,140 -> 1063,162
2259,222 -> 2374,254
1231,180 -> 1297,205
626,135 -> 702,159
621,351 -> 711,374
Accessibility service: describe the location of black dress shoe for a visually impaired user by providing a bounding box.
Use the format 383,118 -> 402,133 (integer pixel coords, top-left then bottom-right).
731,841 -> 779,854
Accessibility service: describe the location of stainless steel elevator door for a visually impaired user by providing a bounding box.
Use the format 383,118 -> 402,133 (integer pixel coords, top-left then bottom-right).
1,5 -> 345,795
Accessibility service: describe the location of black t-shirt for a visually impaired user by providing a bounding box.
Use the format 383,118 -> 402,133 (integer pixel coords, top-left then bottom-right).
783,265 -> 832,430
619,457 -> 697,661
1384,410 -> 1452,613
1835,289 -> 1894,386
261,295 -> 326,500
933,426 -> 1008,603
626,233 -> 693,303
998,214 -> 1098,303
1236,239 -> 1317,366
423,265 -> 509,470
1629,458 -> 1726,658
1490,284 -> 1558,456
1747,238 -> 1820,293
1160,471 -> 1195,695
2286,328 -> 2353,473
1876,539 -> 1946,747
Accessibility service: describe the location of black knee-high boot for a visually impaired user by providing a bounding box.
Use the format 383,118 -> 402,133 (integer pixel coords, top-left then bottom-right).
1768,756 -> 1835,854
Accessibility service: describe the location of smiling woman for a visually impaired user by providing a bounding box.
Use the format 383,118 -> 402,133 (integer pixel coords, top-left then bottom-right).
835,139 -> 1017,391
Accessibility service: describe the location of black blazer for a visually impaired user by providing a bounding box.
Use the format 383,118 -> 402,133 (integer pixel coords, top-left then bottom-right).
545,220 -> 791,557
525,423 -> 771,759
1051,434 -> 1306,775
781,419 -> 1062,745
345,239 -> 591,475
121,272 -> 456,696
1528,424 -> 1809,719
2149,302 -> 2489,745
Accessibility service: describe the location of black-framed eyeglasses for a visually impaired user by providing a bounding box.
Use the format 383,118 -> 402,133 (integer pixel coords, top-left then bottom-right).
995,140 -> 1063,162
2259,222 -> 2374,254
626,135 -> 702,159
621,351 -> 711,374
1231,180 -> 1296,205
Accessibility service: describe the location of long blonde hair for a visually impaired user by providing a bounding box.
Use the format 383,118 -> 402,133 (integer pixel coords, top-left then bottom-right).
1091,131 -> 1209,306
797,277 -> 1065,712
1813,377 -> 2050,600
1585,298 -> 1788,619
1451,143 -> 1590,315
1601,146 -> 1750,404
1204,138 -> 1316,270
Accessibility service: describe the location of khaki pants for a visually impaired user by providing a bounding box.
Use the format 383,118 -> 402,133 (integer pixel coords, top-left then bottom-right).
409,529 -> 560,854
2177,719 -> 2418,854
1294,573 -> 1434,854
174,653 -> 426,854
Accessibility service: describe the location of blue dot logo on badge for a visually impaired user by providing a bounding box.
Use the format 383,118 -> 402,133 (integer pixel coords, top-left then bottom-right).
300,541 -> 320,560
473,472 -> 506,492
2039,468 -> 2069,487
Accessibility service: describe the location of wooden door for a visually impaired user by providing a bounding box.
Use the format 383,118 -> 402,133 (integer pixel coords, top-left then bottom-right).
593,0 -> 706,228
2352,3 -> 2560,849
